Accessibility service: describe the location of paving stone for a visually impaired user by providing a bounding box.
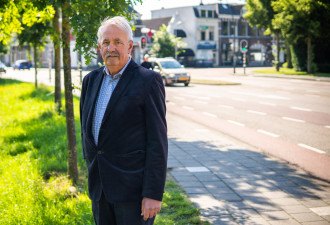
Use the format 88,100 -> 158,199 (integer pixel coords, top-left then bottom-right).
247,200 -> 282,212
223,201 -> 253,210
203,181 -> 228,188
206,186 -> 235,195
268,219 -> 301,225
310,206 -> 330,216
280,204 -> 311,214
236,217 -> 270,225
229,208 -> 260,219
260,210 -> 291,220
213,193 -> 242,202
270,197 -> 301,206
291,212 -> 324,222
301,221 -> 330,225
178,181 -> 204,188
184,187 -> 209,194
202,215 -> 238,225
301,199 -> 329,208
189,194 -> 224,210
262,191 -> 292,199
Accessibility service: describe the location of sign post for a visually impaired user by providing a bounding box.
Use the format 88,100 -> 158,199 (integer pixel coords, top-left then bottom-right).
240,39 -> 248,75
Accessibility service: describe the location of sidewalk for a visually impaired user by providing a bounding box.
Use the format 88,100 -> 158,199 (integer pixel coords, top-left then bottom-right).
167,113 -> 330,225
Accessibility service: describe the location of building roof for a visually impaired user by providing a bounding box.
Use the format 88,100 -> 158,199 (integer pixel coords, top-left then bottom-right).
217,4 -> 241,16
142,17 -> 172,30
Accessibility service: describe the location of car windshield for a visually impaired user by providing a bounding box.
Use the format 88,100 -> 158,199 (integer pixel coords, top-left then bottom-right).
160,60 -> 182,69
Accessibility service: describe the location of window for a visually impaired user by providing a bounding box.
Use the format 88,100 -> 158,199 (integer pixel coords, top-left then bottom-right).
230,22 -> 236,36
209,31 -> 214,41
201,31 -> 206,41
250,26 -> 257,36
222,21 -> 228,35
208,10 -> 213,18
201,10 -> 206,17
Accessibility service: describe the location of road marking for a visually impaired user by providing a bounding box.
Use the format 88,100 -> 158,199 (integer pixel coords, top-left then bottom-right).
182,106 -> 194,110
232,98 -> 246,102
203,112 -> 217,118
174,97 -> 185,100
195,100 -> 208,104
167,102 -> 176,105
259,102 -> 276,106
194,129 -> 210,132
298,144 -> 326,154
282,117 -> 305,123
230,91 -> 290,100
219,105 -> 234,109
248,110 -> 266,115
257,129 -> 279,138
228,120 -> 245,127
325,126 -> 330,129
304,94 -> 320,98
198,96 -> 211,100
291,106 -> 312,112
307,90 -> 320,93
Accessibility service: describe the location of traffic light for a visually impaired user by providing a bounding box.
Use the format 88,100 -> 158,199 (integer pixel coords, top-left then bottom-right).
141,37 -> 146,49
240,40 -> 248,53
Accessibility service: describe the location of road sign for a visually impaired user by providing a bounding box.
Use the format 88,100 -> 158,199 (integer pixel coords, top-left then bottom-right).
141,37 -> 146,48
240,39 -> 248,53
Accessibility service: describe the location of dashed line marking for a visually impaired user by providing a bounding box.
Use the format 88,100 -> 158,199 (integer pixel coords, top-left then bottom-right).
325,126 -> 330,129
304,94 -> 320,98
247,110 -> 266,115
228,120 -> 245,127
257,129 -> 279,138
307,90 -> 320,93
195,100 -> 208,104
174,97 -> 185,100
198,97 -> 211,100
259,102 -> 276,106
219,105 -> 234,109
232,98 -> 246,102
298,144 -> 326,154
203,112 -> 217,118
282,117 -> 305,123
182,106 -> 194,110
168,102 -> 176,105
291,106 -> 312,112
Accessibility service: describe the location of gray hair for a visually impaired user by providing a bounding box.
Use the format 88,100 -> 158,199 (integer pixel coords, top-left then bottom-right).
97,16 -> 133,43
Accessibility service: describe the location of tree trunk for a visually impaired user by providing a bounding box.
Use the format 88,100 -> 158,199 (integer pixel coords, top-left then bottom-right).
34,44 -> 38,88
62,1 -> 78,185
53,5 -> 62,113
276,31 -> 280,72
285,42 -> 293,68
307,34 -> 312,74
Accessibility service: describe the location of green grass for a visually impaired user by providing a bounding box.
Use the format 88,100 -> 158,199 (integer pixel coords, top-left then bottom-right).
0,78 -> 207,225
253,68 -> 330,77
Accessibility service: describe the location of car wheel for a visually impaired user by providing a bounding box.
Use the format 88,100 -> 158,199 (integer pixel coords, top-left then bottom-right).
184,82 -> 189,86
162,77 -> 167,86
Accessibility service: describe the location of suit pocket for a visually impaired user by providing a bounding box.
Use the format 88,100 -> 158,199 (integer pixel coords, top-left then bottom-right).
108,150 -> 146,173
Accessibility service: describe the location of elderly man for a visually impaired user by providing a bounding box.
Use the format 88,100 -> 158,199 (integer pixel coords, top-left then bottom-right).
80,16 -> 168,225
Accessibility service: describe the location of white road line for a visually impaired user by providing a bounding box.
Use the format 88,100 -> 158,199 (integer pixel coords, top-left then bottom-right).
194,129 -> 210,132
182,106 -> 194,110
247,110 -> 266,115
198,97 -> 211,100
228,120 -> 245,127
195,100 -> 208,104
325,126 -> 330,129
232,98 -> 246,102
291,106 -> 312,112
219,105 -> 234,109
298,143 -> 326,154
259,102 -> 276,106
307,90 -> 321,93
257,129 -> 279,138
174,97 -> 185,100
168,102 -> 176,105
282,117 -> 305,123
203,112 -> 217,118
304,94 -> 320,98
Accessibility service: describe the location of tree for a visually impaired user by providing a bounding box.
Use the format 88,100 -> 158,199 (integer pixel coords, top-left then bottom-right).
17,21 -> 51,88
151,24 -> 186,58
272,0 -> 324,73
244,0 -> 281,71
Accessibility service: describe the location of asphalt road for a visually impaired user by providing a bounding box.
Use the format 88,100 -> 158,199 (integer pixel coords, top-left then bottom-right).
2,66 -> 330,180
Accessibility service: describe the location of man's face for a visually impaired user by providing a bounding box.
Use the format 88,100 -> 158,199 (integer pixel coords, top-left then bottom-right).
98,25 -> 133,75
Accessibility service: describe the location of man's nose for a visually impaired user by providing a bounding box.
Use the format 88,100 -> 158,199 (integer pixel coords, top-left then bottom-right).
107,43 -> 115,50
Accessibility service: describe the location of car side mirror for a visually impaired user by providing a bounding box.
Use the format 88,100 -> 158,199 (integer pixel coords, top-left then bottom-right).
154,65 -> 159,71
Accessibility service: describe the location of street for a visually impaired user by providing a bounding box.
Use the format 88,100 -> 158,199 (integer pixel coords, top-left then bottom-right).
2,66 -> 330,181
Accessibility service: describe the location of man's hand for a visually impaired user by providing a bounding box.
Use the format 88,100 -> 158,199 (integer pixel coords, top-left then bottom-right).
141,197 -> 162,220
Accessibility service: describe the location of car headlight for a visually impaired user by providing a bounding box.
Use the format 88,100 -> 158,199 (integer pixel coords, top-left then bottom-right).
168,73 -> 175,78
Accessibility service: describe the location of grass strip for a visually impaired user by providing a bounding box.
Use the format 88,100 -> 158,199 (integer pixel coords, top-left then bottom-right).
253,68 -> 330,77
191,79 -> 241,85
0,78 -> 207,225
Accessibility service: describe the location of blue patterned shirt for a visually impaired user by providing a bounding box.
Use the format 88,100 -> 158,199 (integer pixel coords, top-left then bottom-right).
92,58 -> 131,145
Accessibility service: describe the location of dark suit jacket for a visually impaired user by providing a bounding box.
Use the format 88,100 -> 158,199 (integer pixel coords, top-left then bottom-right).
80,59 -> 168,203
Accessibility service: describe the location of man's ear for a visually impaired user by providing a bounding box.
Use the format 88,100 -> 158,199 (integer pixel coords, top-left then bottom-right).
98,42 -> 101,51
128,40 -> 133,54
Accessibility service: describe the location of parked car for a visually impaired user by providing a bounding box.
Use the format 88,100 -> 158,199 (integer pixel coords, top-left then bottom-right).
13,60 -> 31,70
149,57 -> 191,86
0,61 -> 6,73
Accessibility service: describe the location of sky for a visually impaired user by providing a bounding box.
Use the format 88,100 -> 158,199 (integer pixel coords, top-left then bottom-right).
134,0 -> 246,19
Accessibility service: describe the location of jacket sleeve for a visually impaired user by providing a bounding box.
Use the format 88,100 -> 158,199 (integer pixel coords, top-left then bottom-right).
80,75 -> 88,159
142,73 -> 168,201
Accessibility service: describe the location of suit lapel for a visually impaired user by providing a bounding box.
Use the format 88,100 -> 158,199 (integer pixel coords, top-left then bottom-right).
101,60 -> 138,125
86,68 -> 105,143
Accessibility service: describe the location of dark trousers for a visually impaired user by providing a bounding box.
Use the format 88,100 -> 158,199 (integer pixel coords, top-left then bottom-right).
92,193 -> 155,225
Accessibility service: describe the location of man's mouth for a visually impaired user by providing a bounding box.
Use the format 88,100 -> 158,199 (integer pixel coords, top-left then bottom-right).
105,52 -> 119,58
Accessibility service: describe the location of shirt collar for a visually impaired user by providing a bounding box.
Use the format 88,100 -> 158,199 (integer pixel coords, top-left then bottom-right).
104,57 -> 131,79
